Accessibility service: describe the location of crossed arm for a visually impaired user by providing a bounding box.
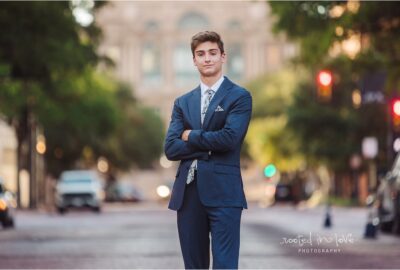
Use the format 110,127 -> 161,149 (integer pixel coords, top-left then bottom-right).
164,92 -> 252,161
164,99 -> 209,161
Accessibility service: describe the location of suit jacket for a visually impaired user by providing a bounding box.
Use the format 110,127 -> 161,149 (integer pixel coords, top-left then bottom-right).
164,76 -> 252,211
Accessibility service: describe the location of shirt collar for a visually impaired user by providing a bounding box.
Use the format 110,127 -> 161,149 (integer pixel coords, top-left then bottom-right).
200,76 -> 225,96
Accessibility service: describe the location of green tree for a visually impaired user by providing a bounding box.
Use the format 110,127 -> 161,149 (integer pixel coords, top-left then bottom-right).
267,1 -> 400,202
97,83 -> 165,173
245,68 -> 305,171
269,1 -> 400,85
269,1 -> 397,171
38,68 -> 119,177
0,2 -> 105,205
0,2 -> 165,209
39,73 -> 165,178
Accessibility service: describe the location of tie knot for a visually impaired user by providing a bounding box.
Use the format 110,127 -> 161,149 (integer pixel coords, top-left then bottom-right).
205,89 -> 215,96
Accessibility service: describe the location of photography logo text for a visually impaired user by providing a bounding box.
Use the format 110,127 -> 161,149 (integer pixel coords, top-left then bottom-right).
280,232 -> 357,254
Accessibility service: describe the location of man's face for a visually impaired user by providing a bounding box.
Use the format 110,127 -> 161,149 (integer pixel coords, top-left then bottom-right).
193,41 -> 226,77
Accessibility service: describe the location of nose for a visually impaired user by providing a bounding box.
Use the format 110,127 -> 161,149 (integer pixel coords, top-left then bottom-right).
204,53 -> 211,62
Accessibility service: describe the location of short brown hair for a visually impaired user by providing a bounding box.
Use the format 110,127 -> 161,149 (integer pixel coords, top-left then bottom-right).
191,31 -> 224,57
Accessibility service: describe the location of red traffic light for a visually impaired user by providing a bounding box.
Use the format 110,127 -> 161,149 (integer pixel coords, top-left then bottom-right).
391,98 -> 400,130
316,70 -> 333,102
393,99 -> 400,117
317,70 -> 332,87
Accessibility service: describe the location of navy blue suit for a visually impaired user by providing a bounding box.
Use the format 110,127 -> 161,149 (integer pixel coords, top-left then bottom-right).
164,77 -> 252,269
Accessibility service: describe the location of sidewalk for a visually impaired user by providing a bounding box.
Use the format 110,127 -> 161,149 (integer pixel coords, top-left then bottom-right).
243,204 -> 400,268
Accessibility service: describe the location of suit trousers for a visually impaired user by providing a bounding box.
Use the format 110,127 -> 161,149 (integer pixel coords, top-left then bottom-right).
177,173 -> 242,269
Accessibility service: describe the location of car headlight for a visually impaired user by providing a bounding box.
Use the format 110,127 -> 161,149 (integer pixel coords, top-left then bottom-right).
0,199 -> 8,211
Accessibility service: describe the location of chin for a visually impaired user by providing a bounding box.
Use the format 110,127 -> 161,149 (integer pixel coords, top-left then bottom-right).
200,69 -> 218,77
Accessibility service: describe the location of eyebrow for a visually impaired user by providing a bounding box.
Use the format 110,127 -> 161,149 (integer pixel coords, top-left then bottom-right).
195,49 -> 219,53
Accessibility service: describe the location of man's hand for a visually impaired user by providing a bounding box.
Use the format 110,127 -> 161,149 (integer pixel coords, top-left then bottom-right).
181,130 -> 192,141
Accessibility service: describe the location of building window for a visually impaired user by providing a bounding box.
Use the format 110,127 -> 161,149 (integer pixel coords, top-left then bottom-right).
178,12 -> 209,29
174,44 -> 198,87
145,20 -> 159,32
227,20 -> 241,31
227,44 -> 244,80
141,43 -> 161,86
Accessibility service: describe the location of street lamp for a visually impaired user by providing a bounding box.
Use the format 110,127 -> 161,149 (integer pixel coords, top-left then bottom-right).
35,134 -> 46,155
160,155 -> 173,169
97,157 -> 109,173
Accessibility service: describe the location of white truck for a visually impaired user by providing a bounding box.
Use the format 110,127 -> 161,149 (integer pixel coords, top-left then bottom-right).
55,170 -> 104,214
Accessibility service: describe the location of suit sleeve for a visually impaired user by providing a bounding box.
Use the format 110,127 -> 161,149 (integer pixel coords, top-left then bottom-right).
164,98 -> 210,161
187,91 -> 252,152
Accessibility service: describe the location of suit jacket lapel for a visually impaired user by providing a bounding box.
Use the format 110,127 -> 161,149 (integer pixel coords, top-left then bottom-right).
187,86 -> 201,130
203,77 -> 234,130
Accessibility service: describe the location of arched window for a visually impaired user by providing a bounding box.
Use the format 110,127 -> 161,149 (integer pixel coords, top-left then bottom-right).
141,42 -> 161,86
227,20 -> 241,31
174,44 -> 198,87
145,20 -> 159,32
178,12 -> 209,29
227,43 -> 244,81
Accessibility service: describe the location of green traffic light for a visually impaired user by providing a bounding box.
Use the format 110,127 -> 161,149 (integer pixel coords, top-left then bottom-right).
264,164 -> 277,178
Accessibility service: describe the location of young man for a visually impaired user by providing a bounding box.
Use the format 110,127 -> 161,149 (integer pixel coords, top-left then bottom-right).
164,31 -> 252,269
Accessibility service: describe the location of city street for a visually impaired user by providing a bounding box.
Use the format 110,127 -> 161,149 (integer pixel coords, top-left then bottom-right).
1,2 -> 400,269
1,203 -> 399,269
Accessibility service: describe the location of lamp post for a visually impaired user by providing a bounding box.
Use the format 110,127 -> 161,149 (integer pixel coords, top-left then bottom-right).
362,137 -> 378,190
349,154 -> 362,202
362,137 -> 379,238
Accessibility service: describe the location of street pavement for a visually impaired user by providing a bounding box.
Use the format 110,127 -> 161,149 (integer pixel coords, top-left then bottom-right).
0,202 -> 399,269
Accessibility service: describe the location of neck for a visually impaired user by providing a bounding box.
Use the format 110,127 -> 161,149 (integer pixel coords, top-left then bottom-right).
200,73 -> 223,88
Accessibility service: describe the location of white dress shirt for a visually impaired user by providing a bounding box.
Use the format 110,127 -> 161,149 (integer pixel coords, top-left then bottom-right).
200,76 -> 225,115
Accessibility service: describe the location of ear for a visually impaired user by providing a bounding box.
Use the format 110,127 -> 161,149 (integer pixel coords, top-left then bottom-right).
221,52 -> 226,63
193,57 -> 198,67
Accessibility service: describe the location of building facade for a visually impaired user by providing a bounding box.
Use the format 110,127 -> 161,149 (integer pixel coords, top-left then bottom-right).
95,1 -> 296,123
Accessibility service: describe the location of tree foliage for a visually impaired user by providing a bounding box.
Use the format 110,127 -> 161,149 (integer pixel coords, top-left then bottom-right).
0,2 -> 104,181
0,2 -> 164,180
40,74 -> 164,177
269,1 -> 400,88
268,1 -> 399,171
246,68 -> 305,171
38,69 -> 119,176
97,84 -> 165,172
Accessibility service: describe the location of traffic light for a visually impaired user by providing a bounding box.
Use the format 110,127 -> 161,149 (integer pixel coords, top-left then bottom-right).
391,98 -> 400,154
264,164 -> 277,178
391,98 -> 400,131
264,164 -> 281,185
317,70 -> 333,102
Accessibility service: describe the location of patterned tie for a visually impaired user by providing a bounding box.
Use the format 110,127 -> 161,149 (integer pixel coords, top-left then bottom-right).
186,89 -> 215,184
201,89 -> 215,124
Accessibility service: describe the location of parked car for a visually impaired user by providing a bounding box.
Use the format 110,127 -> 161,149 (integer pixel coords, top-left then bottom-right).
55,170 -> 104,214
105,181 -> 144,202
0,178 -> 16,228
376,154 -> 400,234
274,183 -> 293,202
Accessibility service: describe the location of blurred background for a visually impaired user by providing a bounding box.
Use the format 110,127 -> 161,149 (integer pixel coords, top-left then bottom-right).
1,1 -> 400,269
